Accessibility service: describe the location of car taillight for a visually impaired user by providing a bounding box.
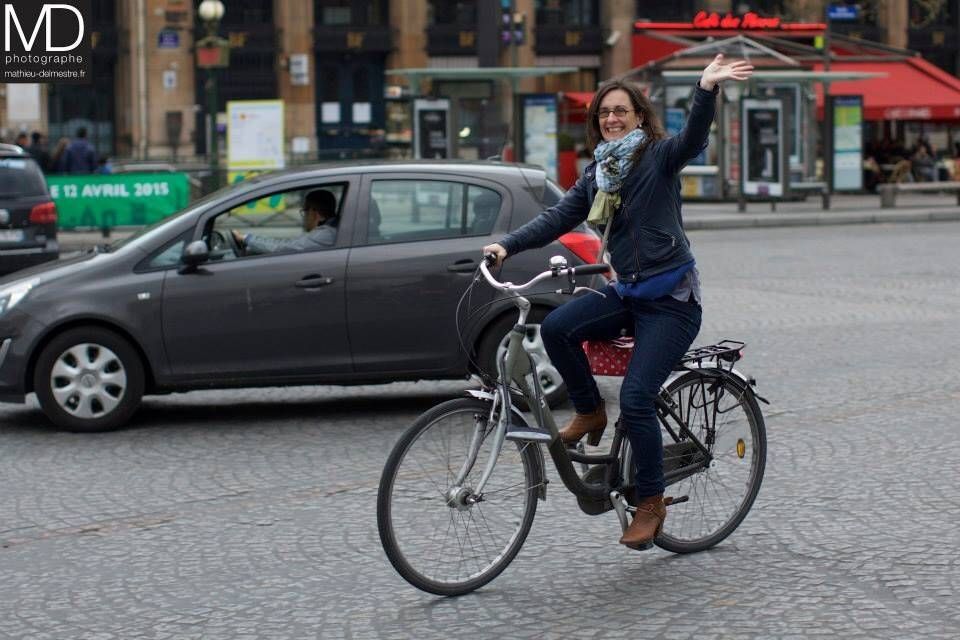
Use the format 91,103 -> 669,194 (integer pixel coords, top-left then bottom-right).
29,202 -> 57,225
558,231 -> 601,264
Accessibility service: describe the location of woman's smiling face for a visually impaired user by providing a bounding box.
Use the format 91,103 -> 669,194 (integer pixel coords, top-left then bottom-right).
597,89 -> 642,142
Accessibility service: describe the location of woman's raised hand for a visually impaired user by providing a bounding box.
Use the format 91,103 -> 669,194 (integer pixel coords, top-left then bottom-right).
700,54 -> 754,91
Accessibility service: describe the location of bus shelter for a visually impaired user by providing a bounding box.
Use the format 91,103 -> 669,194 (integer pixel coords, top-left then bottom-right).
625,36 -> 880,201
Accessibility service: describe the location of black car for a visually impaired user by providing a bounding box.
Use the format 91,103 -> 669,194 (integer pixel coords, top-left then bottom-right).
0,161 -> 602,432
0,144 -> 58,275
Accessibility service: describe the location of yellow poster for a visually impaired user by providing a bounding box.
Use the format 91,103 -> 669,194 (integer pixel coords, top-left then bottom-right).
226,171 -> 286,215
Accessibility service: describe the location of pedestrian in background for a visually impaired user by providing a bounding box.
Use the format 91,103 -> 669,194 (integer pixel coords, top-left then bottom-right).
62,127 -> 98,174
14,132 -> 28,149
483,54 -> 754,550
27,131 -> 51,172
49,137 -> 70,174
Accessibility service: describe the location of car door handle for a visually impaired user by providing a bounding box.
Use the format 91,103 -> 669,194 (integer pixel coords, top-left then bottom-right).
296,275 -> 335,288
447,259 -> 477,273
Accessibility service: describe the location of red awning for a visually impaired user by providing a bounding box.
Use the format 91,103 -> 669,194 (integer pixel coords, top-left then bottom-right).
564,92 -> 594,110
814,57 -> 960,121
560,92 -> 594,125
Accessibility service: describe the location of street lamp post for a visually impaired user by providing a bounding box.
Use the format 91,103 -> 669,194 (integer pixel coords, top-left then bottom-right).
197,0 -> 227,189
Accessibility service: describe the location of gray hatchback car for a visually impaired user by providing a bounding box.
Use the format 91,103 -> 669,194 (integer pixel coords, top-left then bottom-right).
0,161 -> 602,431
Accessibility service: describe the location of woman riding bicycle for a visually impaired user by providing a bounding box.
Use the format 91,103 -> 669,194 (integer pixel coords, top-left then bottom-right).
483,55 -> 753,549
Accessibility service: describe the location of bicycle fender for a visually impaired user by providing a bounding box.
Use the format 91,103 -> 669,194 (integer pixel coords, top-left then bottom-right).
665,365 -> 768,404
465,389 -> 549,500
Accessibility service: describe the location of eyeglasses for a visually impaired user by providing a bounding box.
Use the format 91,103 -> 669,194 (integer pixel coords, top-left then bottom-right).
597,107 -> 633,120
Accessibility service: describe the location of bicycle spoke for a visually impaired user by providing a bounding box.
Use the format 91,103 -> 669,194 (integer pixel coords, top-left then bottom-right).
379,399 -> 538,595
655,373 -> 766,553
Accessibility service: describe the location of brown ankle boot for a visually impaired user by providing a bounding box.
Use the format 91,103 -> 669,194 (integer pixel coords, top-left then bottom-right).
619,494 -> 666,549
558,400 -> 607,446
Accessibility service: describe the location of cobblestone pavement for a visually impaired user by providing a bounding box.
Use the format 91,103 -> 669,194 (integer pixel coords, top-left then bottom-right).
2,223 -> 959,639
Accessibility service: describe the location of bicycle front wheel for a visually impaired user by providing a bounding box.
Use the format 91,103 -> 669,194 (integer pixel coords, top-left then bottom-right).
377,398 -> 541,596
654,371 -> 766,554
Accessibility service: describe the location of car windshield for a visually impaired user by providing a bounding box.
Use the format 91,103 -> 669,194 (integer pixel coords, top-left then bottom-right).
0,157 -> 47,197
105,183 -> 237,251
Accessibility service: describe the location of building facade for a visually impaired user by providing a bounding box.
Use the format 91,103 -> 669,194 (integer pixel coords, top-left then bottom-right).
0,1 -> 955,163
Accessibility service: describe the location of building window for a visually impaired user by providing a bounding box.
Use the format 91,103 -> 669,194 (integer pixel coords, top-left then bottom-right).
315,0 -> 388,26
429,0 -> 476,25
734,1 -> 787,15
536,0 -> 599,26
219,0 -> 273,26
634,0 -> 695,21
909,0 -> 951,29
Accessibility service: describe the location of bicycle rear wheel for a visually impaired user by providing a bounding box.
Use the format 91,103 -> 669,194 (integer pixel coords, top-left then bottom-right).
377,398 -> 541,596
654,371 -> 766,553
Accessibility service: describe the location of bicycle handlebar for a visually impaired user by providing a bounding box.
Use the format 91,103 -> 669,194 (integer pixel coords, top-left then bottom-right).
479,256 -> 610,294
572,263 -> 612,276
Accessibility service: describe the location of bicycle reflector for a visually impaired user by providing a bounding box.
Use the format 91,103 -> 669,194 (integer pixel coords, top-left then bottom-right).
558,231 -> 601,264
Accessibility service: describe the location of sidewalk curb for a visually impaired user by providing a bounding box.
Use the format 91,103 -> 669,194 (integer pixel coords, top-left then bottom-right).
684,208 -> 960,231
54,207 -> 960,252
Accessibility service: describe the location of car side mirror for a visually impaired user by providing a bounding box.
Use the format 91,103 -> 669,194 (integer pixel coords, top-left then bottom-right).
179,240 -> 210,272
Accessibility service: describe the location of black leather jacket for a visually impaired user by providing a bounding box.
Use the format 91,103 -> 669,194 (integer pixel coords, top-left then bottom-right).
500,83 -> 718,283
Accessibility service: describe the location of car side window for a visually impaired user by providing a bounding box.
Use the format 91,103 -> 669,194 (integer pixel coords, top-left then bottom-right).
207,183 -> 346,259
138,230 -> 191,270
366,180 -> 501,245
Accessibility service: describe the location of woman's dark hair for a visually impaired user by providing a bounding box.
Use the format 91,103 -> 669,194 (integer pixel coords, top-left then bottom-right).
585,78 -> 665,158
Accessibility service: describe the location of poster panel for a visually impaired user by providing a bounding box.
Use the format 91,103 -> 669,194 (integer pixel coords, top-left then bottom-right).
520,94 -> 558,182
226,100 -> 285,170
741,98 -> 785,197
830,95 -> 863,191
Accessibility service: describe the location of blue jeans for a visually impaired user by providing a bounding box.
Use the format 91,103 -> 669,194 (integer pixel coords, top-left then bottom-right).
540,285 -> 702,497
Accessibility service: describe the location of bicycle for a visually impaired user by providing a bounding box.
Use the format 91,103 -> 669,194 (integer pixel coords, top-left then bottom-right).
377,255 -> 768,596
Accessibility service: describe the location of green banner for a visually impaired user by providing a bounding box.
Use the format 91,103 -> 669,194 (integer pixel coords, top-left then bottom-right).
46,173 -> 191,230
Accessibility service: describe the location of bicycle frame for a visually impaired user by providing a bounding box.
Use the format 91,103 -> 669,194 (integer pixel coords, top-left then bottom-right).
456,259 -> 731,516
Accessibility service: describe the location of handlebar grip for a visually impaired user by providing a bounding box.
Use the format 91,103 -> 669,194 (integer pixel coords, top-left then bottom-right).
483,253 -> 498,266
572,263 -> 611,276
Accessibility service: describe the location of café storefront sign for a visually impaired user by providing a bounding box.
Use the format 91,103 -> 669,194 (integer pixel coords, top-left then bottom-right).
638,11 -> 825,32
47,173 -> 190,229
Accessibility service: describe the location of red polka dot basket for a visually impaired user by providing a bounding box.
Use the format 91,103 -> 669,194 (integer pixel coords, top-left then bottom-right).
583,337 -> 634,377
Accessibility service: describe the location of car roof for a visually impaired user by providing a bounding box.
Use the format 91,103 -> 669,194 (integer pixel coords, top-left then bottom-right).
236,159 -> 548,185
0,143 -> 28,157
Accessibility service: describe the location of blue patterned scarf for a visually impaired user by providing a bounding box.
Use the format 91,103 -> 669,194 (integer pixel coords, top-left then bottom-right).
588,127 -> 646,224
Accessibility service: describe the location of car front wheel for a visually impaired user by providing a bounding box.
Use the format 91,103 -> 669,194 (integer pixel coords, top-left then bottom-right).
33,327 -> 145,432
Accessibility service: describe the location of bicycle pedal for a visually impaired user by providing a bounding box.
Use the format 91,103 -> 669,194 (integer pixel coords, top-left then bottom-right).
505,424 -> 553,443
664,495 -> 689,507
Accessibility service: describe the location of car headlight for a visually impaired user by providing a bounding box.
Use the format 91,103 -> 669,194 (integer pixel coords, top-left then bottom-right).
0,279 -> 38,315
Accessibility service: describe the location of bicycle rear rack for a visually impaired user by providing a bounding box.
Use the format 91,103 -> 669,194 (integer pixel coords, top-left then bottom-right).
677,339 -> 745,368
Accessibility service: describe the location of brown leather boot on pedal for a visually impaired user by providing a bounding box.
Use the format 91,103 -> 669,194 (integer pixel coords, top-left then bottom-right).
558,400 -> 607,446
619,494 -> 666,549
